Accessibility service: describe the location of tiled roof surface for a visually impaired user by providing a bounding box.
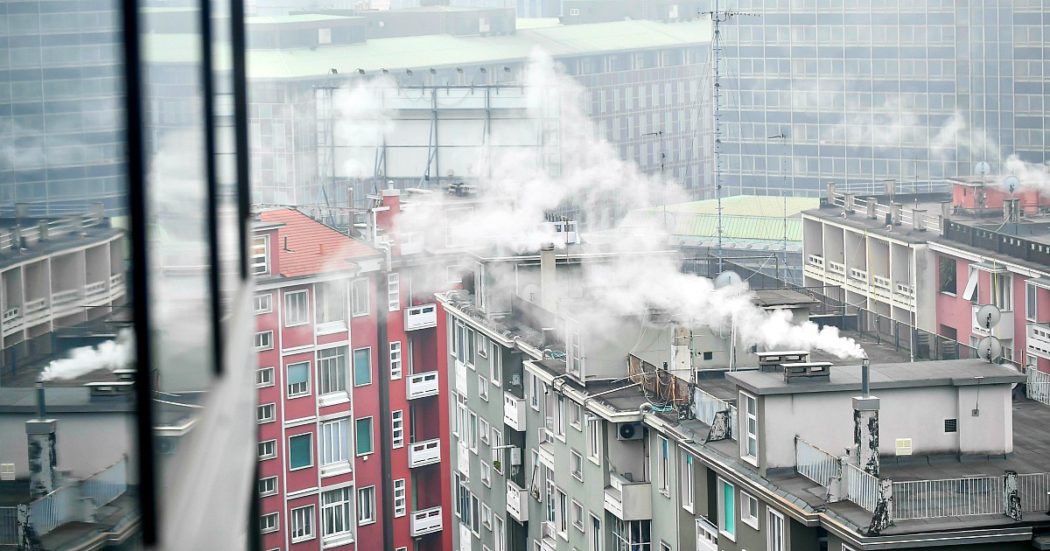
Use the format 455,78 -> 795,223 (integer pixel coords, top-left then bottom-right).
259,209 -> 379,278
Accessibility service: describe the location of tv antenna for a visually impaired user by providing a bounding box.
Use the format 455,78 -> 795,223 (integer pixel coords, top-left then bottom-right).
707,1 -> 758,272
974,161 -> 991,177
1002,175 -> 1019,195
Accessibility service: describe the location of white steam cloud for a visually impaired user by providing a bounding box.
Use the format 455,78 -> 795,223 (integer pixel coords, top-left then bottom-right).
40,329 -> 135,382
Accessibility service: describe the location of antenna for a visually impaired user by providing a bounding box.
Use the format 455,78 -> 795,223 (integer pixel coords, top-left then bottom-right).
974,161 -> 991,177
975,336 -> 1002,364
707,1 -> 758,273
1003,175 -> 1019,195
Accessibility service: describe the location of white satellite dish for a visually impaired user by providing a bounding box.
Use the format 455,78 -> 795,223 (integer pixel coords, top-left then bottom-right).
1002,175 -> 1020,195
974,161 -> 991,176
714,271 -> 743,289
976,336 -> 1003,363
976,304 -> 1002,330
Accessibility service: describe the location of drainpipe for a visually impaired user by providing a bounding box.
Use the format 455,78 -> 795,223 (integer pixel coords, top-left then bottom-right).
375,260 -> 395,551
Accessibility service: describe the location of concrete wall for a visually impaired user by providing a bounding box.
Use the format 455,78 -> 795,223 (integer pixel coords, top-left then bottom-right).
0,412 -> 133,480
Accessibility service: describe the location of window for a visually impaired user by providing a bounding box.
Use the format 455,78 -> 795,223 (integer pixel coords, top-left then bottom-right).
478,334 -> 488,357
387,273 -> 400,311
320,418 -> 350,466
392,410 -> 404,448
741,491 -> 759,529
254,293 -> 272,313
321,488 -> 353,539
702,351 -> 714,361
480,418 -> 491,444
718,478 -> 736,540
285,290 -> 309,326
680,452 -> 695,512
529,372 -> 541,410
355,418 -> 374,455
357,486 -> 376,525
315,281 -> 346,325
568,330 -> 583,377
348,347 -> 371,387
491,429 -> 504,474
571,500 -> 584,532
479,374 -> 489,400
287,361 -> 310,397
254,331 -> 273,351
252,235 -> 269,275
657,436 -> 670,493
393,479 -> 406,517
557,490 -> 569,536
992,271 -> 1013,311
480,460 -> 492,487
256,367 -> 274,387
612,519 -> 651,550
260,512 -> 278,534
589,514 -> 602,551
766,509 -> 785,551
939,256 -> 957,294
471,494 -> 481,534
1028,282 -> 1038,322
570,402 -> 582,430
289,433 -> 313,470
259,476 -> 277,497
258,440 -> 276,460
469,412 -> 479,451
389,341 -> 402,379
482,503 -> 493,529
493,516 -> 505,551
944,418 -> 958,433
571,451 -> 584,481
318,346 -> 348,395
587,418 -> 602,464
490,341 -> 502,385
351,278 -> 369,316
741,391 -> 758,466
291,505 -> 315,542
466,328 -> 476,366
257,403 -> 275,423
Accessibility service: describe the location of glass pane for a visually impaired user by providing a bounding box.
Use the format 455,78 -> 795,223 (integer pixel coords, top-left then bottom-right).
289,434 -> 311,469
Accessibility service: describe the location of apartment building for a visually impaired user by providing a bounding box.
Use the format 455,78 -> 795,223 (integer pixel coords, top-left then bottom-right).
252,195 -> 451,551
439,243 -> 1050,551
802,178 -> 1050,371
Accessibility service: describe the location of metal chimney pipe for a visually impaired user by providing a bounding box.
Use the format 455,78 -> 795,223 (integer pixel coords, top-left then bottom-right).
36,381 -> 46,419
861,356 -> 870,397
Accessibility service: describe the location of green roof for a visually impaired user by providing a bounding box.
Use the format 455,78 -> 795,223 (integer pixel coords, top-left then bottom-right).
145,19 -> 711,79
632,196 -> 818,242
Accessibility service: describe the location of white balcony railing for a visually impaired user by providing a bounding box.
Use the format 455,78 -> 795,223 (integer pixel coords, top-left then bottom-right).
827,260 -> 846,275
23,298 -> 48,324
405,303 -> 437,331
409,439 -> 441,468
407,372 -> 439,400
872,274 -> 892,290
503,392 -> 526,431
603,473 -> 652,521
895,282 -> 914,297
807,254 -> 825,269
506,480 -> 529,522
1,307 -> 20,332
410,506 -> 442,536
85,280 -> 108,300
52,288 -> 82,311
848,268 -> 868,282
1028,323 -> 1050,360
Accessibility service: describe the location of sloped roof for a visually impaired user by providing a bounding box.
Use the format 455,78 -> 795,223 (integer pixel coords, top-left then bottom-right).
258,208 -> 379,278
631,196 -> 818,242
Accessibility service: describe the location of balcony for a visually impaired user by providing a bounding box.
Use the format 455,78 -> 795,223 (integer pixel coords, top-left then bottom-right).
603,473 -> 652,521
455,360 -> 468,395
972,304 -> 1014,341
2,306 -> 20,333
457,442 -> 470,476
409,438 -> 441,468
407,371 -> 439,400
506,479 -> 529,522
52,288 -> 82,314
827,260 -> 846,275
1028,323 -> 1050,360
410,506 -> 442,537
405,303 -> 437,331
503,392 -> 526,431
85,280 -> 108,302
109,273 -> 125,296
23,298 -> 49,325
848,267 -> 868,282
807,254 -> 825,269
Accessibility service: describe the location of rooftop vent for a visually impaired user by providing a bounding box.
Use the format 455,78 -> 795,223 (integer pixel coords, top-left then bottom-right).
782,361 -> 832,382
756,351 -> 810,372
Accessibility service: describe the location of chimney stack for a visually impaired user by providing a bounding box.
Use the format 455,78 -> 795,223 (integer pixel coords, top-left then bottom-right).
853,357 -> 880,476
1003,198 -> 1020,223
867,198 -> 878,219
912,209 -> 927,232
891,203 -> 903,226
844,193 -> 855,213
884,179 -> 896,198
540,243 -> 557,313
27,382 -> 58,498
826,182 -> 837,202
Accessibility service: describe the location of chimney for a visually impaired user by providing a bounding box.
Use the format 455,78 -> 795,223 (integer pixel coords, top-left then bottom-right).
540,243 -> 557,313
867,197 -> 878,219
38,221 -> 48,241
853,357 -> 880,476
884,179 -> 896,198
1003,198 -> 1020,223
891,203 -> 903,226
826,182 -> 837,202
912,209 -> 927,232
940,200 -> 951,221
26,382 -> 58,498
15,203 -> 28,220
844,193 -> 855,213
11,226 -> 21,251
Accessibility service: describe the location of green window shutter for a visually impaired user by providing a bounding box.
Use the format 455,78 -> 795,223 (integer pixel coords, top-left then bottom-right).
289,434 -> 312,469
355,418 -> 373,455
353,348 -> 372,386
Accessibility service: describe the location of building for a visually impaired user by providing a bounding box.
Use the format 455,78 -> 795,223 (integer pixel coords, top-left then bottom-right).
437,242 -> 1050,551
252,194 -> 451,551
0,0 -> 129,216
143,11 -> 714,205
802,177 -> 1050,371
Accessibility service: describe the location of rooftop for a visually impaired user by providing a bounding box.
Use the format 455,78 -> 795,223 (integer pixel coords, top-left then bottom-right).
630,195 -> 816,247
256,208 -> 381,279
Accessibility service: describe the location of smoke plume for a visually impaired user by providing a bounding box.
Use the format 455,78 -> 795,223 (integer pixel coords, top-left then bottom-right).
40,329 -> 135,382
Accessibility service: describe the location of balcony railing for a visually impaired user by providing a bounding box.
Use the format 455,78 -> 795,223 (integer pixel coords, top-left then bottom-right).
794,437 -> 840,492
872,274 -> 891,291
895,282 -> 914,297
85,280 -> 108,300
807,254 -> 825,268
827,260 -> 846,275
407,372 -> 439,400
405,303 -> 437,331
1027,323 -> 1050,361
110,273 -> 125,294
603,473 -> 652,521
503,392 -> 526,431
848,268 -> 868,282
52,288 -> 82,312
506,479 -> 529,522
409,439 -> 441,468
23,298 -> 48,324
1,307 -> 20,333
0,507 -> 16,546
410,506 -> 442,536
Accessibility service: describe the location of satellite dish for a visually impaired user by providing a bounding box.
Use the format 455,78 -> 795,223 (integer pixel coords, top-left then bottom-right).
974,161 -> 991,176
1002,175 -> 1020,195
976,336 -> 1003,363
714,271 -> 743,289
976,304 -> 1002,330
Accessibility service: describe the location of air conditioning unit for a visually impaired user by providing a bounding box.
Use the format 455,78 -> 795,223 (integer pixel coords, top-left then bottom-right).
616,422 -> 644,441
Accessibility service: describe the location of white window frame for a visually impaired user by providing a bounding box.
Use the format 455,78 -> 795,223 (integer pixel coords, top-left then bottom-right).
259,476 -> 277,497
291,505 -> 315,543
317,345 -> 349,397
252,235 -> 269,275
482,503 -> 493,530
718,478 -> 736,541
479,418 -> 491,445
493,515 -> 505,551
257,403 -> 275,423
657,435 -> 671,494
469,412 -> 479,452
570,402 -> 583,430
588,514 -> 602,551
571,499 -> 584,532
741,391 -> 759,466
254,293 -> 272,314
260,512 -> 278,534
355,417 -> 374,456
320,417 -> 350,466
992,271 -> 1013,311
284,290 -> 309,327
680,452 -> 695,513
256,367 -> 274,388
490,341 -> 501,386
529,372 -> 541,410
766,508 -> 785,551
387,273 -> 400,311
570,450 -> 584,482
741,491 -> 760,530
286,361 -> 310,398
321,487 -> 353,541
1027,281 -> 1038,322
254,331 -> 273,351
478,334 -> 488,357
480,460 -> 492,487
471,494 -> 481,535
389,341 -> 402,380
479,374 -> 489,400
393,479 -> 407,517
391,410 -> 404,448
491,429 -> 504,475
258,440 -> 276,460
357,486 -> 376,525
587,417 -> 602,465
288,433 -> 313,471
351,278 -> 370,317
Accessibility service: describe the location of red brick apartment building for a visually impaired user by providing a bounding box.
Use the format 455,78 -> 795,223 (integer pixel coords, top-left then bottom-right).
251,191 -> 452,551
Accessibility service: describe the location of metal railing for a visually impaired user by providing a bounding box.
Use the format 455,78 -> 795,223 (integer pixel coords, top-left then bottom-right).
0,507 -> 16,545
1027,369 -> 1050,407
1017,473 -> 1050,513
28,485 -> 78,537
81,457 -> 127,508
794,437 -> 841,492
843,463 -> 880,513
892,476 -> 1003,520
692,387 -> 737,439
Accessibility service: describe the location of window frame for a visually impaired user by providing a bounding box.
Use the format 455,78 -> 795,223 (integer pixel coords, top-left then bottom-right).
680,451 -> 695,513
387,272 -> 400,311
254,330 -> 274,351
766,508 -> 785,551
286,361 -> 310,398
290,504 -> 316,543
741,391 -> 759,466
259,476 -> 277,497
254,293 -> 272,314
355,417 -> 374,456
357,486 -> 377,525
489,341 -> 502,386
252,235 -> 269,275
741,491 -> 760,529
587,417 -> 602,465
257,403 -> 275,424
657,435 -> 671,494
320,417 -> 350,467
288,433 -> 313,471
260,512 -> 279,534
389,340 -> 402,380
351,277 -> 370,317
284,289 -> 309,327
320,487 -> 353,540
1027,281 -> 1038,322
717,477 -> 736,541
256,367 -> 274,388
391,410 -> 404,449
352,346 -> 372,387
393,479 -> 407,517
570,450 -> 584,482
317,345 -> 349,396
258,440 -> 277,460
